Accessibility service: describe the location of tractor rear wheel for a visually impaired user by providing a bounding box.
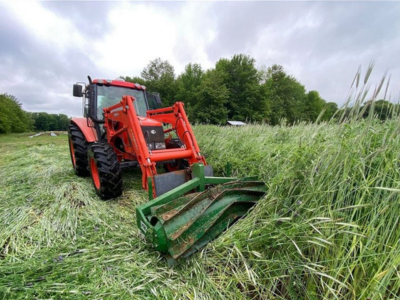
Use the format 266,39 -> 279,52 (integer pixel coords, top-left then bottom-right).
87,143 -> 123,200
68,123 -> 90,177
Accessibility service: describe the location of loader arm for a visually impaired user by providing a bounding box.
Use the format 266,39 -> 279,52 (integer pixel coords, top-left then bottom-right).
147,102 -> 205,163
103,95 -> 206,197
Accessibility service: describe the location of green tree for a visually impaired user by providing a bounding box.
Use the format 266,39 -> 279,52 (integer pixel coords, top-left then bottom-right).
48,114 -> 59,131
263,65 -> 307,125
0,96 -> 12,133
0,93 -> 33,133
33,112 -> 50,131
362,99 -> 394,120
0,107 -> 11,133
30,112 -> 71,131
215,54 -> 267,122
175,63 -> 204,120
141,58 -> 176,106
120,56 -> 330,125
57,114 -> 70,130
122,76 -> 146,86
194,69 -> 229,124
320,102 -> 339,121
304,91 -> 326,122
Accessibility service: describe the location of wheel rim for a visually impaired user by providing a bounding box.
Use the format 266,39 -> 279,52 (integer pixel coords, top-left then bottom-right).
166,159 -> 180,172
69,138 -> 76,167
90,158 -> 100,189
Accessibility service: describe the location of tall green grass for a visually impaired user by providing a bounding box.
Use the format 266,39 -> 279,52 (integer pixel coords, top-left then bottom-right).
1,70 -> 400,298
195,117 -> 400,299
192,67 -> 400,299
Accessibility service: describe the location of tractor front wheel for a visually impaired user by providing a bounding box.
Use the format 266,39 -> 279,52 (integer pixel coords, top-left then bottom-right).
164,138 -> 189,172
87,143 -> 123,200
68,123 -> 90,177
164,159 -> 189,172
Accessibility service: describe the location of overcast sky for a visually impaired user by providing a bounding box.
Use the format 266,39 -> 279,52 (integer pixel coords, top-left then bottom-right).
1,1 -> 399,117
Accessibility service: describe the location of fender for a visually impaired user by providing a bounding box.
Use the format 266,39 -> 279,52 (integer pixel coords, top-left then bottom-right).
71,118 -> 98,143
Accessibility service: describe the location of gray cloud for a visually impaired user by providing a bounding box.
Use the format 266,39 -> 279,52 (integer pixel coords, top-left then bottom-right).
0,2 -> 104,116
200,2 -> 400,104
0,9 -> 32,56
1,1 -> 399,118
290,2 -> 400,103
206,2 -> 313,60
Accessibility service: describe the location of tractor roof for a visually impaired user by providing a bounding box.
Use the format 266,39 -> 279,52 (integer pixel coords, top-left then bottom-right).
92,78 -> 146,90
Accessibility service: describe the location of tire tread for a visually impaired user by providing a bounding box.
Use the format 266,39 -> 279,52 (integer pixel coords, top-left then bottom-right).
88,143 -> 123,200
68,123 -> 90,177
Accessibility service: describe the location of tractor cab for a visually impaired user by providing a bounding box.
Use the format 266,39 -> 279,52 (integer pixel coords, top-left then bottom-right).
73,76 -> 161,121
73,76 -> 162,144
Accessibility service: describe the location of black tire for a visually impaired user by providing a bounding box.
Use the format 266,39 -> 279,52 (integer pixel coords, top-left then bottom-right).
87,143 -> 123,200
68,123 -> 90,177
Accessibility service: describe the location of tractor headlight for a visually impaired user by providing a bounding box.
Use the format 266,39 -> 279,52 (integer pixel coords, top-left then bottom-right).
155,142 -> 166,150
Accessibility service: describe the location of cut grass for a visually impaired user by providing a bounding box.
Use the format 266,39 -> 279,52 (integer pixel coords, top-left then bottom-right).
0,132 -> 253,299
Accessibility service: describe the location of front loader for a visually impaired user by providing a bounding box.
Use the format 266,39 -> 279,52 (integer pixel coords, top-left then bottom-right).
69,76 -> 266,260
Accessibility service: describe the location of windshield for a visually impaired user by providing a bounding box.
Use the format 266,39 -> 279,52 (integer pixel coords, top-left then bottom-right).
96,85 -> 148,119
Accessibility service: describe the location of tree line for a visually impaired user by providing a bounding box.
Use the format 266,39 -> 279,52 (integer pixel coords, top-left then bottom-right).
1,54 -> 397,134
124,54 -> 340,125
0,93 -> 70,134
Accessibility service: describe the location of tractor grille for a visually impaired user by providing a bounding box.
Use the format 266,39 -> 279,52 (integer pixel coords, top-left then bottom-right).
141,126 -> 166,150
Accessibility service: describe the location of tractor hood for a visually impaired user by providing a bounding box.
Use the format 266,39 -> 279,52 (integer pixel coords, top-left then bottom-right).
138,116 -> 163,128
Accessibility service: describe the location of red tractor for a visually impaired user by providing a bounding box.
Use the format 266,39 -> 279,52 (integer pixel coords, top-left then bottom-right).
69,76 -> 266,260
69,76 -> 208,199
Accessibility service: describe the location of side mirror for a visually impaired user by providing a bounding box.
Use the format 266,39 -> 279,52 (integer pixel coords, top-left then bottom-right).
73,84 -> 83,97
147,92 -> 162,110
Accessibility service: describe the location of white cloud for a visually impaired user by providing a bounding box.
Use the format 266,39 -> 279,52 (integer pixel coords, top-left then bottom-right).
171,2 -> 217,72
3,1 -> 86,52
92,2 -> 177,77
91,2 -> 217,77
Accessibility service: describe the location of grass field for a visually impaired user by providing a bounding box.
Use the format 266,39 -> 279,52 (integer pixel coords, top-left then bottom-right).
1,117 -> 400,299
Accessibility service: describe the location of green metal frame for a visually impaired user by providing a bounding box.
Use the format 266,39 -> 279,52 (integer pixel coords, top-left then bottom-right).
136,163 -> 266,260
137,164 -> 236,236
